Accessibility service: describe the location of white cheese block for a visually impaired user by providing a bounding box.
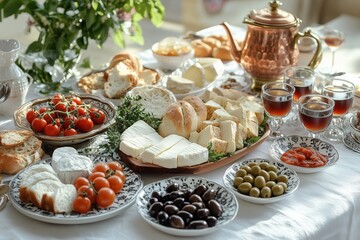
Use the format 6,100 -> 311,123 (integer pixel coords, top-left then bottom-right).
211,108 -> 238,122
197,58 -> 224,82
143,132 -> 164,142
225,103 -> 246,125
205,100 -> 223,119
182,63 -> 205,88
242,100 -> 265,124
178,143 -> 208,167
52,155 -> 93,184
52,147 -> 79,163
153,138 -> 191,168
139,134 -> 183,163
235,122 -> 246,149
167,76 -> 195,94
53,184 -> 77,213
120,120 -> 156,141
197,125 -> 219,147
246,111 -> 259,138
120,136 -> 155,158
189,131 -> 200,143
220,120 -> 237,153
209,138 -> 228,154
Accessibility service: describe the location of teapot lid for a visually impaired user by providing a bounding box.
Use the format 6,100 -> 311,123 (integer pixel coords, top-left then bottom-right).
247,1 -> 300,27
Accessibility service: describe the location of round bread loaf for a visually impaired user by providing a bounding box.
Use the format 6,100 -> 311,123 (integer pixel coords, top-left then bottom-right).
202,37 -> 221,49
191,39 -> 212,57
182,96 -> 207,131
109,52 -> 143,73
212,45 -> 233,61
158,101 -> 198,138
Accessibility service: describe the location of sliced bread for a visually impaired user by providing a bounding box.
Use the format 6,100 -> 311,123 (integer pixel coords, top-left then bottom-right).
28,179 -> 63,208
0,130 -> 33,148
52,184 -> 77,213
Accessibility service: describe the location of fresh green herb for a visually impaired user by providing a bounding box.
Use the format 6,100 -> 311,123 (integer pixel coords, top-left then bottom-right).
243,114 -> 269,148
207,142 -> 232,162
100,95 -> 161,152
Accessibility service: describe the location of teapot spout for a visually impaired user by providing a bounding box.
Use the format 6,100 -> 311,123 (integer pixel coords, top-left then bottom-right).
221,22 -> 242,63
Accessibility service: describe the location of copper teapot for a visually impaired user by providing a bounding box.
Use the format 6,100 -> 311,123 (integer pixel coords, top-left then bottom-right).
222,0 -> 322,90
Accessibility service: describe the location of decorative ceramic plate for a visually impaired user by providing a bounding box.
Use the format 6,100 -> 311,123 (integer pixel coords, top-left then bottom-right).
9,155 -> 143,224
136,176 -> 238,237
343,132 -> 360,154
270,135 -> 339,173
223,158 -> 300,204
13,94 -> 116,147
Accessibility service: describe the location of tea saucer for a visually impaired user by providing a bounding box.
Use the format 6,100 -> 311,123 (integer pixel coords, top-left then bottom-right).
343,132 -> 360,153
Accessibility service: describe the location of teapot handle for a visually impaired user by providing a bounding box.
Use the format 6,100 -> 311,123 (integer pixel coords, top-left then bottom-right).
24,73 -> 33,85
294,30 -> 323,69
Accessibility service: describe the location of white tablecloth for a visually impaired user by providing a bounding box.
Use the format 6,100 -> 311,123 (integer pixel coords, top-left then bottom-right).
1,15 -> 360,240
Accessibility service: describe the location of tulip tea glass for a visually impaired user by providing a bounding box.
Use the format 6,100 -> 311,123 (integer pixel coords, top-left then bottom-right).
323,29 -> 345,70
322,78 -> 355,141
261,82 -> 295,138
298,94 -> 334,138
284,66 -> 315,124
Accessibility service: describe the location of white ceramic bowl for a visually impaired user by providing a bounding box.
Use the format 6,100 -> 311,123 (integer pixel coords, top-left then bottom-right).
223,158 -> 300,204
270,135 -> 339,174
136,176 -> 238,237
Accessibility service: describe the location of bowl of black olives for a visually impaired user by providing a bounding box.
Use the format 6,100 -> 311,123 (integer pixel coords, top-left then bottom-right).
136,176 -> 238,237
223,158 -> 300,204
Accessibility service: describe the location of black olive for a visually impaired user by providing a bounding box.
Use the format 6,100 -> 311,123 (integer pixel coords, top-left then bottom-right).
202,188 -> 216,202
162,193 -> 171,202
147,197 -> 158,209
189,194 -> 203,203
193,185 -> 207,196
195,208 -> 210,220
164,204 -> 179,216
208,199 -> 223,218
157,211 -> 169,226
183,201 -> 190,206
151,191 -> 162,201
188,220 -> 208,229
192,202 -> 205,209
182,204 -> 197,214
205,216 -> 217,227
149,202 -> 163,218
163,201 -> 174,207
173,198 -> 185,209
169,215 -> 185,229
170,190 -> 183,200
177,210 -> 193,225
180,188 -> 193,201
166,183 -> 179,193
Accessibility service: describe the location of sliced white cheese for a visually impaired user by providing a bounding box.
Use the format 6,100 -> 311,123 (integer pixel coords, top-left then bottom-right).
52,155 -> 93,184
120,136 -> 155,158
167,75 -> 195,94
242,100 -> 264,124
143,132 -> 163,142
153,138 -> 191,168
139,134 -> 183,164
20,164 -> 57,182
20,171 -> 60,189
246,111 -> 259,138
209,138 -> 228,154
178,143 -> 208,167
197,125 -> 219,147
52,147 -> 78,163
225,103 -> 246,125
220,120 -> 237,153
235,122 -> 247,149
189,131 -> 200,143
182,63 -> 205,88
205,100 -> 223,119
197,57 -> 224,82
120,120 -> 156,141
210,108 -> 238,122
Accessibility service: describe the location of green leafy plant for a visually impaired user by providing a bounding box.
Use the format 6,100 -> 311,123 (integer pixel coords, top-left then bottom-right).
0,0 -> 165,93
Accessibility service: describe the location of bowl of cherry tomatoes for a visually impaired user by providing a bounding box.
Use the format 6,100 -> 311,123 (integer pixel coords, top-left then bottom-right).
13,93 -> 116,146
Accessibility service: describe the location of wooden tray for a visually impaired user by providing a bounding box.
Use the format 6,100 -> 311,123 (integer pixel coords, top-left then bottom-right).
119,125 -> 270,174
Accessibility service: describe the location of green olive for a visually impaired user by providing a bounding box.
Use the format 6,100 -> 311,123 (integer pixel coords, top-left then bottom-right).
277,174 -> 289,184
243,175 -> 254,185
233,177 -> 244,188
254,176 -> 266,189
259,162 -> 269,170
268,171 -> 277,181
277,182 -> 288,192
251,165 -> 261,177
247,162 -> 258,168
249,187 -> 260,197
267,165 -> 278,173
238,182 -> 252,195
259,170 -> 270,182
260,186 -> 272,198
272,184 -> 285,196
236,169 -> 247,178
241,165 -> 252,174
265,181 -> 276,189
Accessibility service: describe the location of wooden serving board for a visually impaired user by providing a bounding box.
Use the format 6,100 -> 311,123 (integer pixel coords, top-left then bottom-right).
119,125 -> 270,174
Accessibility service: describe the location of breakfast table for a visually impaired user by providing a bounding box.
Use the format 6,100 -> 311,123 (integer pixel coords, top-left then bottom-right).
1,15 -> 360,240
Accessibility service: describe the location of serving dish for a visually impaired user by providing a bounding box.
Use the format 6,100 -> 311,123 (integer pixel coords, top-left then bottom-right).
348,113 -> 360,143
136,176 -> 238,237
9,155 -> 142,224
223,158 -> 300,204
269,135 -> 339,173
13,94 -> 116,147
119,124 -> 270,174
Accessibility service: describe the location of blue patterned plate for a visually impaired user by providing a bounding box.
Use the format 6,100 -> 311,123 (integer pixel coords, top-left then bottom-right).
270,135 -> 339,173
223,158 -> 300,204
136,176 -> 238,237
9,155 -> 143,224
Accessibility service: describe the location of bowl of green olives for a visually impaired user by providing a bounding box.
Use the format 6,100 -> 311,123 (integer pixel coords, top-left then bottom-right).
136,176 -> 238,237
223,158 -> 300,204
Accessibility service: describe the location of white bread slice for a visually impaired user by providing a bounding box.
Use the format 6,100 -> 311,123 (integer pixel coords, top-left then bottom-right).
138,69 -> 159,85
28,179 -> 63,208
0,130 -> 33,148
77,71 -> 105,94
53,184 -> 77,213
20,164 -> 57,182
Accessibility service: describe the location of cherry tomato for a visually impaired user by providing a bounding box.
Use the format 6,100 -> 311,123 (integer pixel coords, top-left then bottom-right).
107,161 -> 123,171
64,128 -> 78,136
77,107 -> 87,116
51,93 -> 64,105
96,187 -> 116,208
114,170 -> 126,183
93,177 -> 110,192
43,112 -> 56,124
73,177 -> 90,190
44,123 -> 61,136
77,185 -> 95,204
76,117 -> 94,133
93,163 -> 110,174
62,116 -> 78,129
73,196 -> 91,213
89,108 -> 106,124
71,96 -> 82,105
88,172 -> 105,182
55,102 -> 67,112
107,175 -> 124,193
38,107 -> 48,114
54,118 -> 62,127
26,110 -> 38,124
31,118 -> 47,132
